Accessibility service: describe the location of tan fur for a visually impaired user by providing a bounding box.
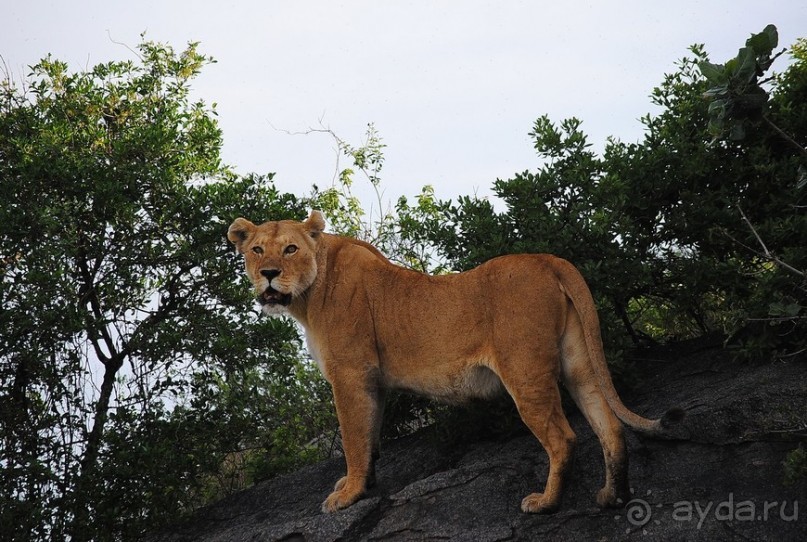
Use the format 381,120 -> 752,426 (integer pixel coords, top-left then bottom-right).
228,211 -> 674,514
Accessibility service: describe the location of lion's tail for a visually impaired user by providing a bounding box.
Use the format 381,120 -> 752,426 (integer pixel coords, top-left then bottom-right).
553,257 -> 684,436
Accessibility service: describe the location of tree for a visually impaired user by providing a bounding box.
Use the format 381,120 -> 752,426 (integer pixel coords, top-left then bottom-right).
0,40 -> 333,541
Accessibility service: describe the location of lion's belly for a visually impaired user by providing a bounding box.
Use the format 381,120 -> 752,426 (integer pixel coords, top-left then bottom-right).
383,362 -> 504,403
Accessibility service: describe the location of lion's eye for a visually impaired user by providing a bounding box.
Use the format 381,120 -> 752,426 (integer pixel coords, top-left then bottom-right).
251,246 -> 263,255
284,244 -> 298,255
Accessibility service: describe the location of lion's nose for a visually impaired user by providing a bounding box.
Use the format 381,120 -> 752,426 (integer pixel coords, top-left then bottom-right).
260,269 -> 281,280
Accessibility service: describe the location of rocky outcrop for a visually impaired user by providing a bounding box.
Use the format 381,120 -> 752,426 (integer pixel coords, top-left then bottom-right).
150,343 -> 806,541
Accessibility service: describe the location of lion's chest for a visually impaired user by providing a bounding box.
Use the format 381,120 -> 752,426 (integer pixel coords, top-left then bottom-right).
305,334 -> 328,377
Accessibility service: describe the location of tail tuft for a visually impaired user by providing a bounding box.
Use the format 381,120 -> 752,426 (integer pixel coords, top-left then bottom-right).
660,407 -> 686,429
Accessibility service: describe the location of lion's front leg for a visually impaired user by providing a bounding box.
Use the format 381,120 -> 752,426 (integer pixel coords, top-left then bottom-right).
322,378 -> 383,513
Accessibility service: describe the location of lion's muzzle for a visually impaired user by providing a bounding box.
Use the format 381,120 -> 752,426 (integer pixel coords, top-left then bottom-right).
257,269 -> 292,307
260,285 -> 292,307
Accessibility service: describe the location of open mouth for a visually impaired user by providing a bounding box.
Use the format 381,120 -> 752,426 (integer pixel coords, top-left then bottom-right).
260,286 -> 292,307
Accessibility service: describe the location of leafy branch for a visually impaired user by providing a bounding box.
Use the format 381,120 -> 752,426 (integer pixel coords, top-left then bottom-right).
699,24 -> 807,164
699,25 -> 781,140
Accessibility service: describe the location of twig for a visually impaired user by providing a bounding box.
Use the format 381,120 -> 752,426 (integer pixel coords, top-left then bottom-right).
761,115 -> 807,160
266,119 -> 353,187
736,203 -> 805,278
778,347 -> 807,358
746,316 -> 807,322
106,30 -> 142,61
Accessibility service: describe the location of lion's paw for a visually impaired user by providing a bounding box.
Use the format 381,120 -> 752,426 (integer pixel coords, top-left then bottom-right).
520,492 -> 558,514
321,486 -> 362,513
596,485 -> 629,508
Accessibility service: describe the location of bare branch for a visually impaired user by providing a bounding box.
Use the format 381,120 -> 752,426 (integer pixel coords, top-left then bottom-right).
106,30 -> 142,61
735,203 -> 805,278
761,115 -> 807,160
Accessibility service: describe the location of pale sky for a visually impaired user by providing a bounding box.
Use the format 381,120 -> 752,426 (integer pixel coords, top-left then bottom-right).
3,1 -> 806,210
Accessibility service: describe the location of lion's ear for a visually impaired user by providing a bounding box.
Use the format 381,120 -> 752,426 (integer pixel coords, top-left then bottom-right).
227,218 -> 256,253
303,210 -> 326,238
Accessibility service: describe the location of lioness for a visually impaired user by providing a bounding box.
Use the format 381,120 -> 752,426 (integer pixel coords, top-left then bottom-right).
228,211 -> 682,514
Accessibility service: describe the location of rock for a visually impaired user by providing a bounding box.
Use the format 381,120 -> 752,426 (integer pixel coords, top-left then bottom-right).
148,345 -> 807,541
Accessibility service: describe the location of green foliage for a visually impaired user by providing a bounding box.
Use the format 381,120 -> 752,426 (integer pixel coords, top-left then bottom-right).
393,185 -> 452,273
0,40 -> 331,542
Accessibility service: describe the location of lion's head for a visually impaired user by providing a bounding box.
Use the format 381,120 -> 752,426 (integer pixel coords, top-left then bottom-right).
227,211 -> 325,315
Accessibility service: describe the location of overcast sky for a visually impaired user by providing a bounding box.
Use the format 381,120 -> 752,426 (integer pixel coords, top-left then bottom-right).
3,1 -> 806,210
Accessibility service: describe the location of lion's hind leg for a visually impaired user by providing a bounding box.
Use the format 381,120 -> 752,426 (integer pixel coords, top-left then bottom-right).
563,367 -> 630,507
560,312 -> 630,508
499,364 -> 577,513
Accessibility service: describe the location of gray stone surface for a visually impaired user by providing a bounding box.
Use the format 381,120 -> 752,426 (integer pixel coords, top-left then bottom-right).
149,344 -> 807,541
